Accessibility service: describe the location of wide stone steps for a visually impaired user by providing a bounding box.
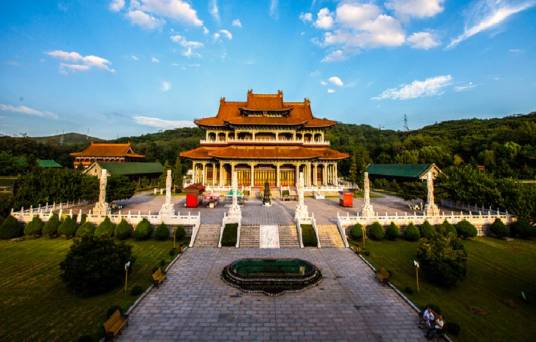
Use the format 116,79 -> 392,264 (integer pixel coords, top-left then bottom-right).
240,225 -> 260,248
317,224 -> 345,248
193,224 -> 221,248
278,224 -> 300,248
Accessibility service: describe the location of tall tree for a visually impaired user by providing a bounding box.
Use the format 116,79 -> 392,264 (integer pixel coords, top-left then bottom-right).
173,156 -> 183,192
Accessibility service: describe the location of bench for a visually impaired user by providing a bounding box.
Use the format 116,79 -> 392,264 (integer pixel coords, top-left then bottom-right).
152,268 -> 167,287
375,267 -> 390,285
103,309 -> 127,339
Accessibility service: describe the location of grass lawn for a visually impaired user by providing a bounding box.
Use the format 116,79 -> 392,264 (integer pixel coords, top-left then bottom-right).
361,238 -> 536,342
0,238 -> 175,341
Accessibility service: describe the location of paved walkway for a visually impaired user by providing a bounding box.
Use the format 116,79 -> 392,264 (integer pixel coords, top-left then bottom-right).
120,248 -> 424,341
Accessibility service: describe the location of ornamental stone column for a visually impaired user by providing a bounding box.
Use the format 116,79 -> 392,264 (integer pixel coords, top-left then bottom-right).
424,170 -> 440,216
323,162 -> 328,186
93,169 -> 110,216
294,172 -> 309,220
227,170 -> 241,220
313,163 -> 318,186
201,162 -> 206,186
160,169 -> 174,216
361,171 -> 374,217
295,164 -> 300,187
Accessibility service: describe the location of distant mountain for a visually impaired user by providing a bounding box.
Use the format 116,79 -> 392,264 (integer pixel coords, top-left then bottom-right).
32,132 -> 104,146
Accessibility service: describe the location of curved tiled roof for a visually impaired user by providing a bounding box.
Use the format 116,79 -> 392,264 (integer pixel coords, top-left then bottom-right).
70,143 -> 144,158
180,146 -> 349,161
194,90 -> 336,128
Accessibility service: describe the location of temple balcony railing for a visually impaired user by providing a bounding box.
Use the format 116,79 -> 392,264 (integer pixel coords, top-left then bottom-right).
199,138 -> 330,146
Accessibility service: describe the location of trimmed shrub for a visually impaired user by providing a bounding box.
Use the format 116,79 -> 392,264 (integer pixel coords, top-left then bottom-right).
385,222 -> 400,240
153,223 -> 170,240
367,222 -> 384,241
488,218 -> 509,239
24,216 -> 44,237
510,218 -> 535,239
174,225 -> 186,241
43,213 -> 61,238
445,322 -> 461,336
417,235 -> 467,288
403,223 -> 420,241
60,237 -> 133,296
301,224 -> 318,247
439,220 -> 457,237
94,217 -> 115,239
221,223 -> 238,246
76,222 -> 95,238
348,223 -> 363,241
456,220 -> 478,239
134,219 -> 152,241
58,216 -> 78,238
419,221 -> 436,239
115,219 -> 133,240
0,216 -> 23,239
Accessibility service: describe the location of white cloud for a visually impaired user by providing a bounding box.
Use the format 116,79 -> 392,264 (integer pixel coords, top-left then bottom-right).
109,0 -> 125,12
133,115 -> 195,129
270,0 -> 278,19
327,88 -> 336,93
321,49 -> 349,63
328,76 -> 344,87
213,29 -> 232,41
160,80 -> 171,92
299,12 -> 313,23
373,75 -> 453,100
454,82 -> 477,92
209,0 -> 220,22
136,0 -> 203,27
0,103 -> 58,119
126,9 -> 165,30
232,19 -> 242,27
47,50 -> 115,73
448,1 -> 536,48
336,3 -> 381,29
408,32 -> 440,49
509,48 -> 523,54
131,55 -> 139,61
386,0 -> 444,19
171,34 -> 203,58
315,8 -> 334,29
320,80 -> 327,86
151,57 -> 160,63
202,26 -> 209,34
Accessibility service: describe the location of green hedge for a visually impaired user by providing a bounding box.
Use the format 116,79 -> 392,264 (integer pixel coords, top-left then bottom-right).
134,219 -> 152,241
419,221 -> 436,239
488,218 -> 509,239
385,222 -> 400,240
95,217 -> 115,239
367,222 -> 385,241
153,223 -> 170,241
114,219 -> 133,240
58,216 -> 78,238
24,216 -> 44,237
75,222 -> 95,239
348,223 -> 363,241
221,223 -> 238,246
456,220 -> 478,239
301,224 -> 318,247
174,225 -> 186,241
43,213 -> 60,238
403,223 -> 420,241
0,216 -> 23,239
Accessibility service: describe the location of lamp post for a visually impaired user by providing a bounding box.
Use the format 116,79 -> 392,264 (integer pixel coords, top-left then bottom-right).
413,260 -> 420,292
362,225 -> 366,249
124,261 -> 131,294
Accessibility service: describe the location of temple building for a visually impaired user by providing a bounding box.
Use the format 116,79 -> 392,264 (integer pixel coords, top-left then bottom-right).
70,142 -> 145,169
180,90 -> 349,190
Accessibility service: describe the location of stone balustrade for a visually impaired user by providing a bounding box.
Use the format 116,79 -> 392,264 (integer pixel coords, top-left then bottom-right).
200,138 -> 330,146
336,210 -> 515,241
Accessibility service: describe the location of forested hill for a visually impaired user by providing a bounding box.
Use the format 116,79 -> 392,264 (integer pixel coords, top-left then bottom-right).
1,112 -> 535,179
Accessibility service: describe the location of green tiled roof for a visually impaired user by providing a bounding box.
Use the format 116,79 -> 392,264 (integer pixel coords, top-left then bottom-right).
98,162 -> 163,176
37,159 -> 62,168
367,164 -> 434,179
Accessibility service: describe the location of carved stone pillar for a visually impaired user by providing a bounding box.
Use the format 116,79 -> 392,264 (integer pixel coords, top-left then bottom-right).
425,170 -> 440,216
160,169 -> 174,216
93,169 -> 109,216
294,172 -> 309,220
361,171 -> 374,217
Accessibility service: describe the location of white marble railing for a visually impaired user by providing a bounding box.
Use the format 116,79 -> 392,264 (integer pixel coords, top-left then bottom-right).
11,200 -> 89,216
219,212 -> 241,248
295,212 -> 319,248
336,210 -> 515,238
200,138 -> 330,146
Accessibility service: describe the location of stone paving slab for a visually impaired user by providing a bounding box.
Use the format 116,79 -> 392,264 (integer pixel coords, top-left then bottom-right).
120,248 -> 425,341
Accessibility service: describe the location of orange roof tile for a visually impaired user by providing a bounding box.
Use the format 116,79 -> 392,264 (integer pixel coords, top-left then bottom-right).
194,90 -> 336,128
70,143 -> 145,158
180,146 -> 349,161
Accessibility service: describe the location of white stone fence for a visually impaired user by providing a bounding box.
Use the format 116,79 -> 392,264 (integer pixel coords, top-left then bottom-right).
11,200 -> 90,222
439,199 -> 508,214
336,210 -> 515,244
218,212 -> 242,248
295,213 -> 319,248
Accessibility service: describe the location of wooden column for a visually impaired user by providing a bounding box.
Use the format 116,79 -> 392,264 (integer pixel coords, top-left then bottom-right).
250,163 -> 255,188
276,163 -> 281,188
201,162 -> 206,186
313,163 -> 317,186
334,162 -> 338,186
295,163 -> 300,187
219,163 -> 224,186
212,162 -> 216,186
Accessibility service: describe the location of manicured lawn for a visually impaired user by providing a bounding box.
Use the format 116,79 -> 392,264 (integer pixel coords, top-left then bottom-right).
361,238 -> 536,342
0,238 -> 175,341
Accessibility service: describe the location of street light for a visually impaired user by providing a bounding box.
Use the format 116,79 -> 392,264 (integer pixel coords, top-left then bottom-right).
413,260 -> 420,292
124,261 -> 131,294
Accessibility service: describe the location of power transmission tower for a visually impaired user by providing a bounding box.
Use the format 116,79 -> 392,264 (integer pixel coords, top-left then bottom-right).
403,114 -> 409,131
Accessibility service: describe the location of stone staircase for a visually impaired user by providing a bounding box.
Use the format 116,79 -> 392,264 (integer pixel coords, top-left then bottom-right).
193,224 -> 221,248
240,225 -> 260,248
278,225 -> 300,248
317,224 -> 345,248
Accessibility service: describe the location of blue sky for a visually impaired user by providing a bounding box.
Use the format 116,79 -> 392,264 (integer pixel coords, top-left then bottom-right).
0,0 -> 535,138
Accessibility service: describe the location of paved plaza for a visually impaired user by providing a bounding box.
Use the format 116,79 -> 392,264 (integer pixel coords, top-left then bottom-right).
120,248 -> 425,341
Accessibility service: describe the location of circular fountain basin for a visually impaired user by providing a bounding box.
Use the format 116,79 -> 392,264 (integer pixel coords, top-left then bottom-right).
221,258 -> 322,295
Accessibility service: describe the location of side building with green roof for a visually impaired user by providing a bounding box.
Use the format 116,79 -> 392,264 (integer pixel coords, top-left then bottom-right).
83,161 -> 164,190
